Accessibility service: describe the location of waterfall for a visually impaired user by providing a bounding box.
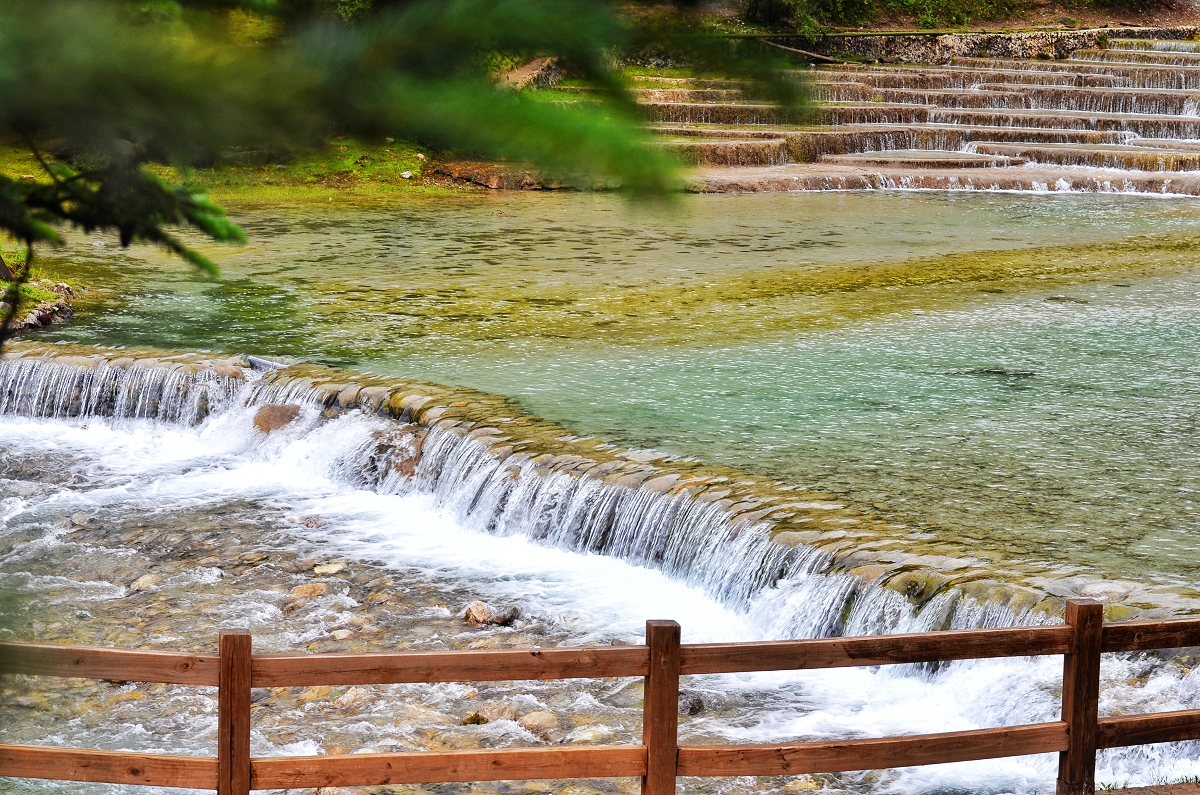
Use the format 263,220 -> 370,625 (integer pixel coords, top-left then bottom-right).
0,351 -> 1043,639
351,422 -> 1042,640
0,355 -> 243,425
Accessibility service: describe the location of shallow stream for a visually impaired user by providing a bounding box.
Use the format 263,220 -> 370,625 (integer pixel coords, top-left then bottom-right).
4,190 -> 1200,793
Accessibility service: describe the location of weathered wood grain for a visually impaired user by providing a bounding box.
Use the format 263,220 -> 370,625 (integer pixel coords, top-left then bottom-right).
252,646 -> 649,686
678,625 -> 1073,675
642,620 -> 680,795
1103,618 -> 1200,653
219,633 -> 252,795
0,641 -> 218,685
1098,709 -> 1200,748
1058,599 -> 1103,795
0,743 -> 217,788
250,745 -> 647,788
676,722 -> 1069,776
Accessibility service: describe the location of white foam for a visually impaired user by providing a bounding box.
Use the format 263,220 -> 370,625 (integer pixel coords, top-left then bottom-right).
2,411 -> 1199,790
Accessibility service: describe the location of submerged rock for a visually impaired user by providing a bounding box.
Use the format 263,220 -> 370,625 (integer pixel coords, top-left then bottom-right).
517,710 -> 558,731
332,686 -> 375,709
254,404 -> 301,433
463,700 -> 517,724
291,582 -> 330,598
678,690 -> 704,716
462,600 -> 519,627
128,573 -> 161,593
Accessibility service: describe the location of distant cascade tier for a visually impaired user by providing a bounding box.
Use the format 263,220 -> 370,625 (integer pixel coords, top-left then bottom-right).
612,30 -> 1200,193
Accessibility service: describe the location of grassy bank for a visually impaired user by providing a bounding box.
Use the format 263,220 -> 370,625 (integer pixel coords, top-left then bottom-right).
0,137 -> 477,209
163,137 -> 459,203
0,279 -> 64,307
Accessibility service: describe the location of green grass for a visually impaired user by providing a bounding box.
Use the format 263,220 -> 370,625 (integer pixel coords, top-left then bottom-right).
5,282 -> 60,305
164,136 -> 446,201
0,136 -> 473,208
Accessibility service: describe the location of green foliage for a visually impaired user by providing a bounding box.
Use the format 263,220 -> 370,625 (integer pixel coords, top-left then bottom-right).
624,7 -> 809,110
0,0 -> 808,339
886,0 -> 1018,28
746,0 -> 872,31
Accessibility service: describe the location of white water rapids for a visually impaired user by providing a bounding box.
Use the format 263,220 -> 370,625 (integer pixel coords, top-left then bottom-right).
0,361 -> 1198,794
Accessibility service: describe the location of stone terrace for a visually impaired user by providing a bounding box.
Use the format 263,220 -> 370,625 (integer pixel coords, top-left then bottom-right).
626,30 -> 1200,193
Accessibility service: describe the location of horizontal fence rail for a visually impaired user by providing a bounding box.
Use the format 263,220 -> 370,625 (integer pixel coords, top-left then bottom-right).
251,646 -> 651,687
2,600 -> 1200,795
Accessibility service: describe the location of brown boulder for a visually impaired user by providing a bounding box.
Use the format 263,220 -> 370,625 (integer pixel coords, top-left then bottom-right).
462,600 -> 520,627
254,404 -> 301,433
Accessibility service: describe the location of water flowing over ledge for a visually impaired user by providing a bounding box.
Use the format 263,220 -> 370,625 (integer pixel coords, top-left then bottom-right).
2,341 -> 1193,640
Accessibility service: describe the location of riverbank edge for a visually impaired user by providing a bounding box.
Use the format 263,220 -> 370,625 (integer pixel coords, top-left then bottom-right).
4,340 -> 1192,623
2,280 -> 74,333
810,25 -> 1200,62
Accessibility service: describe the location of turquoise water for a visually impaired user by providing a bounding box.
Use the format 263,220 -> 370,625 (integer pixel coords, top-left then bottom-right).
410,271 -> 1200,587
35,190 -> 1200,588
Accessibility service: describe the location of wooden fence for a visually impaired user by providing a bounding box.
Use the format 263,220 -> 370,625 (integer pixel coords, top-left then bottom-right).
1,599 -> 1199,795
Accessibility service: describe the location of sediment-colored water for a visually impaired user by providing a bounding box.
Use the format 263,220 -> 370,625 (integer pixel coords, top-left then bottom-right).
4,190 -> 1200,792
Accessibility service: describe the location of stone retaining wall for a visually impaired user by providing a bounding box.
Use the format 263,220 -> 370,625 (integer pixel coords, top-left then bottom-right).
812,26 -> 1200,63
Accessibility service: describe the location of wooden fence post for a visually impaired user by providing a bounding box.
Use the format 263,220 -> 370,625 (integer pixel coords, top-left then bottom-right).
1058,599 -> 1103,795
642,620 -> 681,795
218,632 -> 252,795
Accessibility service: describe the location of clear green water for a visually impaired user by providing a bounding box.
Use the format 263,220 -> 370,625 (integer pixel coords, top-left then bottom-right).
35,190 -> 1200,592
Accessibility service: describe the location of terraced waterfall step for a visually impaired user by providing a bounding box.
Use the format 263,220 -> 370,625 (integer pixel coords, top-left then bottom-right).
972,141 -> 1200,171
5,342 -> 1196,623
821,150 -> 1025,168
1108,38 -> 1200,53
617,32 -> 1200,194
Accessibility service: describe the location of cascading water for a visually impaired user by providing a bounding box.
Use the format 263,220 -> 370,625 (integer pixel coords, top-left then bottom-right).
0,356 -> 242,425
644,40 -> 1200,188
2,351 -> 1200,793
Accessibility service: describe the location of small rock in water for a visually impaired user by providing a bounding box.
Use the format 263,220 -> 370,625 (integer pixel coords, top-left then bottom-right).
253,404 -> 301,433
129,573 -> 162,592
70,512 -> 91,527
568,726 -> 611,743
291,582 -> 330,598
331,629 -> 354,641
678,690 -> 704,716
478,700 -> 517,722
517,710 -> 558,731
462,700 -> 517,725
298,685 -> 333,703
332,686 -> 374,709
462,600 -> 519,627
969,367 -> 1034,378
313,561 -> 347,575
